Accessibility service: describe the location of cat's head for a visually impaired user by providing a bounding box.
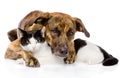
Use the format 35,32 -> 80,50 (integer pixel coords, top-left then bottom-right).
18,27 -> 45,52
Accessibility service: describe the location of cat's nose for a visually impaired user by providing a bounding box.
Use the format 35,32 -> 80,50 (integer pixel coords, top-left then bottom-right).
32,47 -> 36,50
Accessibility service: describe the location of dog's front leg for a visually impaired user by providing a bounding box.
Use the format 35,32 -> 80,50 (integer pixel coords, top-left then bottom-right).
20,51 -> 40,67
64,42 -> 76,64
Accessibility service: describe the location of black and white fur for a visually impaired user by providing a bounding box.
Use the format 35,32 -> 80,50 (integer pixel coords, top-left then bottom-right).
19,27 -> 45,53
74,38 -> 118,66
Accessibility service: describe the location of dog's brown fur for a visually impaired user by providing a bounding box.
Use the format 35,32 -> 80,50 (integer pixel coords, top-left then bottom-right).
6,10 -> 90,65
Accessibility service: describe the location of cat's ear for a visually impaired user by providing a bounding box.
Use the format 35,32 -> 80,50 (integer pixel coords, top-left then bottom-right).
17,28 -> 26,38
41,27 -> 45,37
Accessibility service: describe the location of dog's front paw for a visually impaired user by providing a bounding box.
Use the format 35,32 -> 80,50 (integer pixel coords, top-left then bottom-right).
25,56 -> 40,67
64,56 -> 75,64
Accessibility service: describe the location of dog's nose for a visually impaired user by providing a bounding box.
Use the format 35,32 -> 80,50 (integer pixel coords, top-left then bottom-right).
60,49 -> 68,55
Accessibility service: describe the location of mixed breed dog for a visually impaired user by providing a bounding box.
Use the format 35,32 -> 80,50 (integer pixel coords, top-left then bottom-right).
4,10 -> 118,67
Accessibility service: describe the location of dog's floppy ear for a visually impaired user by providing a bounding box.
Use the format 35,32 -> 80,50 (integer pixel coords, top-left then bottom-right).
34,12 -> 51,26
34,17 -> 50,26
74,17 -> 90,37
19,11 -> 50,30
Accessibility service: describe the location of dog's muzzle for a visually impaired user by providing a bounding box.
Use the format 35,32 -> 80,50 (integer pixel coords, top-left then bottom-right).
51,44 -> 69,57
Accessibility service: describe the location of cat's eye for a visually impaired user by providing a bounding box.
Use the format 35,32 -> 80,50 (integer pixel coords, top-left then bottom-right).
21,38 -> 30,46
26,40 -> 30,44
35,37 -> 45,43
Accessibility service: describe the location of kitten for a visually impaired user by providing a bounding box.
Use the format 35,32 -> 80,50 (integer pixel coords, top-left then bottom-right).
74,38 -> 118,66
19,27 -> 45,52
5,27 -> 45,67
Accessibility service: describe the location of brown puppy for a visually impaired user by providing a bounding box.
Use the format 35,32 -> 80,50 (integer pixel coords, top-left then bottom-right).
44,12 -> 90,64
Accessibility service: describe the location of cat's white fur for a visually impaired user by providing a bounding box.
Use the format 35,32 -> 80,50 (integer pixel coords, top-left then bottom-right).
34,42 -> 64,64
76,41 -> 104,65
21,37 -> 43,52
20,27 -> 46,52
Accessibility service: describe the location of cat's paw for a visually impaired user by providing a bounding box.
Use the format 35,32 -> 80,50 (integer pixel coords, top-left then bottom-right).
25,56 -> 40,67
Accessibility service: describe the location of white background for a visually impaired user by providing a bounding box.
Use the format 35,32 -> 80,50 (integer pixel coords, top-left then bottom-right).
0,0 -> 120,78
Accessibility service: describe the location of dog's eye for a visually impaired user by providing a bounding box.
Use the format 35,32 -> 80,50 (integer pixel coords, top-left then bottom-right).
67,29 -> 74,36
51,30 -> 58,33
51,29 -> 60,34
51,29 -> 60,36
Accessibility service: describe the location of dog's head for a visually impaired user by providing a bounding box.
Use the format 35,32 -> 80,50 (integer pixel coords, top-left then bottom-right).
35,12 -> 90,57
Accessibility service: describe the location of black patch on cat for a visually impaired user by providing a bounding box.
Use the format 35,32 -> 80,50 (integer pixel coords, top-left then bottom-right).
20,29 -> 32,46
74,38 -> 87,54
98,46 -> 118,66
21,37 -> 31,46
98,46 -> 110,59
20,28 -> 45,46
103,57 -> 118,66
34,30 -> 45,42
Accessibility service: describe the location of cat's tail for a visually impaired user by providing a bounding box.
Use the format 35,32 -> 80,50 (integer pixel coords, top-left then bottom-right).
103,55 -> 118,66
99,46 -> 118,66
